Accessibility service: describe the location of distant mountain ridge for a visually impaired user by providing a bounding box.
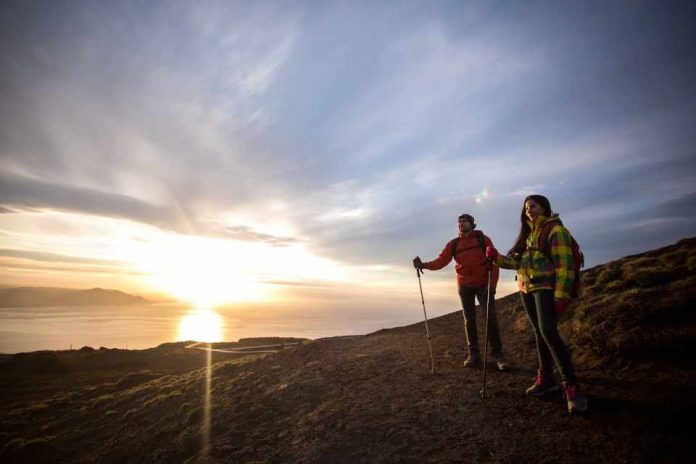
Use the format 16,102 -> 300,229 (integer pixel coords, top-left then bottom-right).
0,287 -> 151,307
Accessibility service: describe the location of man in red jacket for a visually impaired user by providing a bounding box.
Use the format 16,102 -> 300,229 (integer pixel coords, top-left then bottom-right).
413,213 -> 508,370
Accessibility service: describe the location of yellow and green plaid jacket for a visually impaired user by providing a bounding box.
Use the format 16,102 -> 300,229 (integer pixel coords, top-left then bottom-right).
496,214 -> 575,299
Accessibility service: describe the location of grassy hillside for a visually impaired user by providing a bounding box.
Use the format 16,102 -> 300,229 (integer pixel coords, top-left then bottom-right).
0,239 -> 694,463
565,237 -> 695,366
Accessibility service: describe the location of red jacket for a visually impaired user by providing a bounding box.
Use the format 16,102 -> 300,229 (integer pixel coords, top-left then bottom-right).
422,230 -> 499,288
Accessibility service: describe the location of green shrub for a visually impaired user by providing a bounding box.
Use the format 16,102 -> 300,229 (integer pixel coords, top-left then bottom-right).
623,267 -> 676,287
122,408 -> 139,419
686,253 -> 696,271
603,279 -> 628,292
116,370 -> 160,389
623,256 -> 655,270
658,249 -> 686,267
91,393 -> 115,409
573,303 -> 593,321
143,390 -> 182,407
595,264 -> 623,286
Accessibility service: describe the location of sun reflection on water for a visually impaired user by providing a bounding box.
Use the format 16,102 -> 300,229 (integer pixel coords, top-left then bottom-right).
178,310 -> 223,343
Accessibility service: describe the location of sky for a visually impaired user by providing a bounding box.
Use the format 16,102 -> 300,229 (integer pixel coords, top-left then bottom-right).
1,0 -> 695,336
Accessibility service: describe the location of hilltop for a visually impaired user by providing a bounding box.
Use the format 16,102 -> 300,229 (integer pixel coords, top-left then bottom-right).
0,287 -> 151,308
0,239 -> 694,463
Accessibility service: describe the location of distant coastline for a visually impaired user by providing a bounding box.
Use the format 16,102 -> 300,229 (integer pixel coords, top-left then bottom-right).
0,287 -> 153,308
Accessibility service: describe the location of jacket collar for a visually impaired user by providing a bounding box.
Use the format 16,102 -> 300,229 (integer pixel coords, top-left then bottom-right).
527,214 -> 561,230
458,229 -> 483,239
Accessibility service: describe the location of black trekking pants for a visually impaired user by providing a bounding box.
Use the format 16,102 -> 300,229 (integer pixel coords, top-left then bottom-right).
458,284 -> 503,356
520,289 -> 577,382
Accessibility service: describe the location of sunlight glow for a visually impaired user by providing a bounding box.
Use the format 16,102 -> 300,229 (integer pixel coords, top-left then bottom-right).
178,310 -> 223,343
2,208 -> 354,309
126,232 -> 347,308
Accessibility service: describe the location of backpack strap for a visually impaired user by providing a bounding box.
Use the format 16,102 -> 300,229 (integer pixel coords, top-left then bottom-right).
449,237 -> 459,259
451,234 -> 488,259
476,234 -> 487,255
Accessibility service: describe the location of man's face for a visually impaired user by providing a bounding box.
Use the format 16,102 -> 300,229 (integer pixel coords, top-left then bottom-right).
458,217 -> 473,234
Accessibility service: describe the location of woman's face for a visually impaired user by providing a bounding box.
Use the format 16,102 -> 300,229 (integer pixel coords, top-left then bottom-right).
525,200 -> 545,222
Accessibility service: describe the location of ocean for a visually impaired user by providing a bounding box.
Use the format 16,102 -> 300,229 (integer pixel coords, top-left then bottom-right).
0,301 -> 423,354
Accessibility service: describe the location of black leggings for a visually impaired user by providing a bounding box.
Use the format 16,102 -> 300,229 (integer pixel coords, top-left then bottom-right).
520,290 -> 576,382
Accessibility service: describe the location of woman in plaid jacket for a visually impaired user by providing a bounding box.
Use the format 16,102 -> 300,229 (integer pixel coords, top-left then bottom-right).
485,194 -> 588,414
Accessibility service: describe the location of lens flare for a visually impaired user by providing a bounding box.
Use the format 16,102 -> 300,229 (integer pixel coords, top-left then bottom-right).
475,188 -> 489,204
202,344 -> 212,458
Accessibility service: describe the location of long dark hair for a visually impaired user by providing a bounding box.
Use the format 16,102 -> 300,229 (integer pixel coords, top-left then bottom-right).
508,194 -> 553,255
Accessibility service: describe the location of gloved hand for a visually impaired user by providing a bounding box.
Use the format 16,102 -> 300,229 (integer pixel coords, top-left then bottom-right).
485,246 -> 499,260
413,256 -> 423,270
554,298 -> 569,314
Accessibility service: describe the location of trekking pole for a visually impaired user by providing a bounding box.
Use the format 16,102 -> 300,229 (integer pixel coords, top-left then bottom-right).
480,262 -> 492,399
416,267 -> 436,373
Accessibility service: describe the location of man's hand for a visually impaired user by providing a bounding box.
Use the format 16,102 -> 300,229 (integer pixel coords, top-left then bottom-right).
413,256 -> 423,270
485,246 -> 499,260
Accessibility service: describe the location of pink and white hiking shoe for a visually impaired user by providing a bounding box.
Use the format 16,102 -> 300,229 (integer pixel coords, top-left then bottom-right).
563,382 -> 589,414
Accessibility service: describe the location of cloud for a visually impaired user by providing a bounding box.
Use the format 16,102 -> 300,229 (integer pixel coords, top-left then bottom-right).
206,224 -> 304,247
0,0 -> 300,214
0,170 -> 303,246
0,248 -> 127,266
0,170 -> 179,229
328,20 -> 540,169
655,193 -> 696,219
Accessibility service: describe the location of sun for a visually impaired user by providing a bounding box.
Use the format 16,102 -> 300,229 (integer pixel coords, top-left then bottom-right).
178,310 -> 223,343
122,229 -> 348,308
131,234 -> 272,307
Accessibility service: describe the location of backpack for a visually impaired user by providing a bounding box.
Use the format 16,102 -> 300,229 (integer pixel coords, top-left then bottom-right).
450,233 -> 487,261
534,222 -> 584,298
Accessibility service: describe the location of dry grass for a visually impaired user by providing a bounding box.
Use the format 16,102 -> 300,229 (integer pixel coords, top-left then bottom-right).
557,237 -> 696,365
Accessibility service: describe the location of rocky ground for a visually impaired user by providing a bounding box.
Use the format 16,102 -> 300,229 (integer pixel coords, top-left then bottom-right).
1,239 -> 694,463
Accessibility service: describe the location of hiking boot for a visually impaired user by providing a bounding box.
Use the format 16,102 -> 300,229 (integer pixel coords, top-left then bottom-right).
463,353 -> 480,368
525,371 -> 560,396
563,382 -> 589,414
493,355 -> 509,371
